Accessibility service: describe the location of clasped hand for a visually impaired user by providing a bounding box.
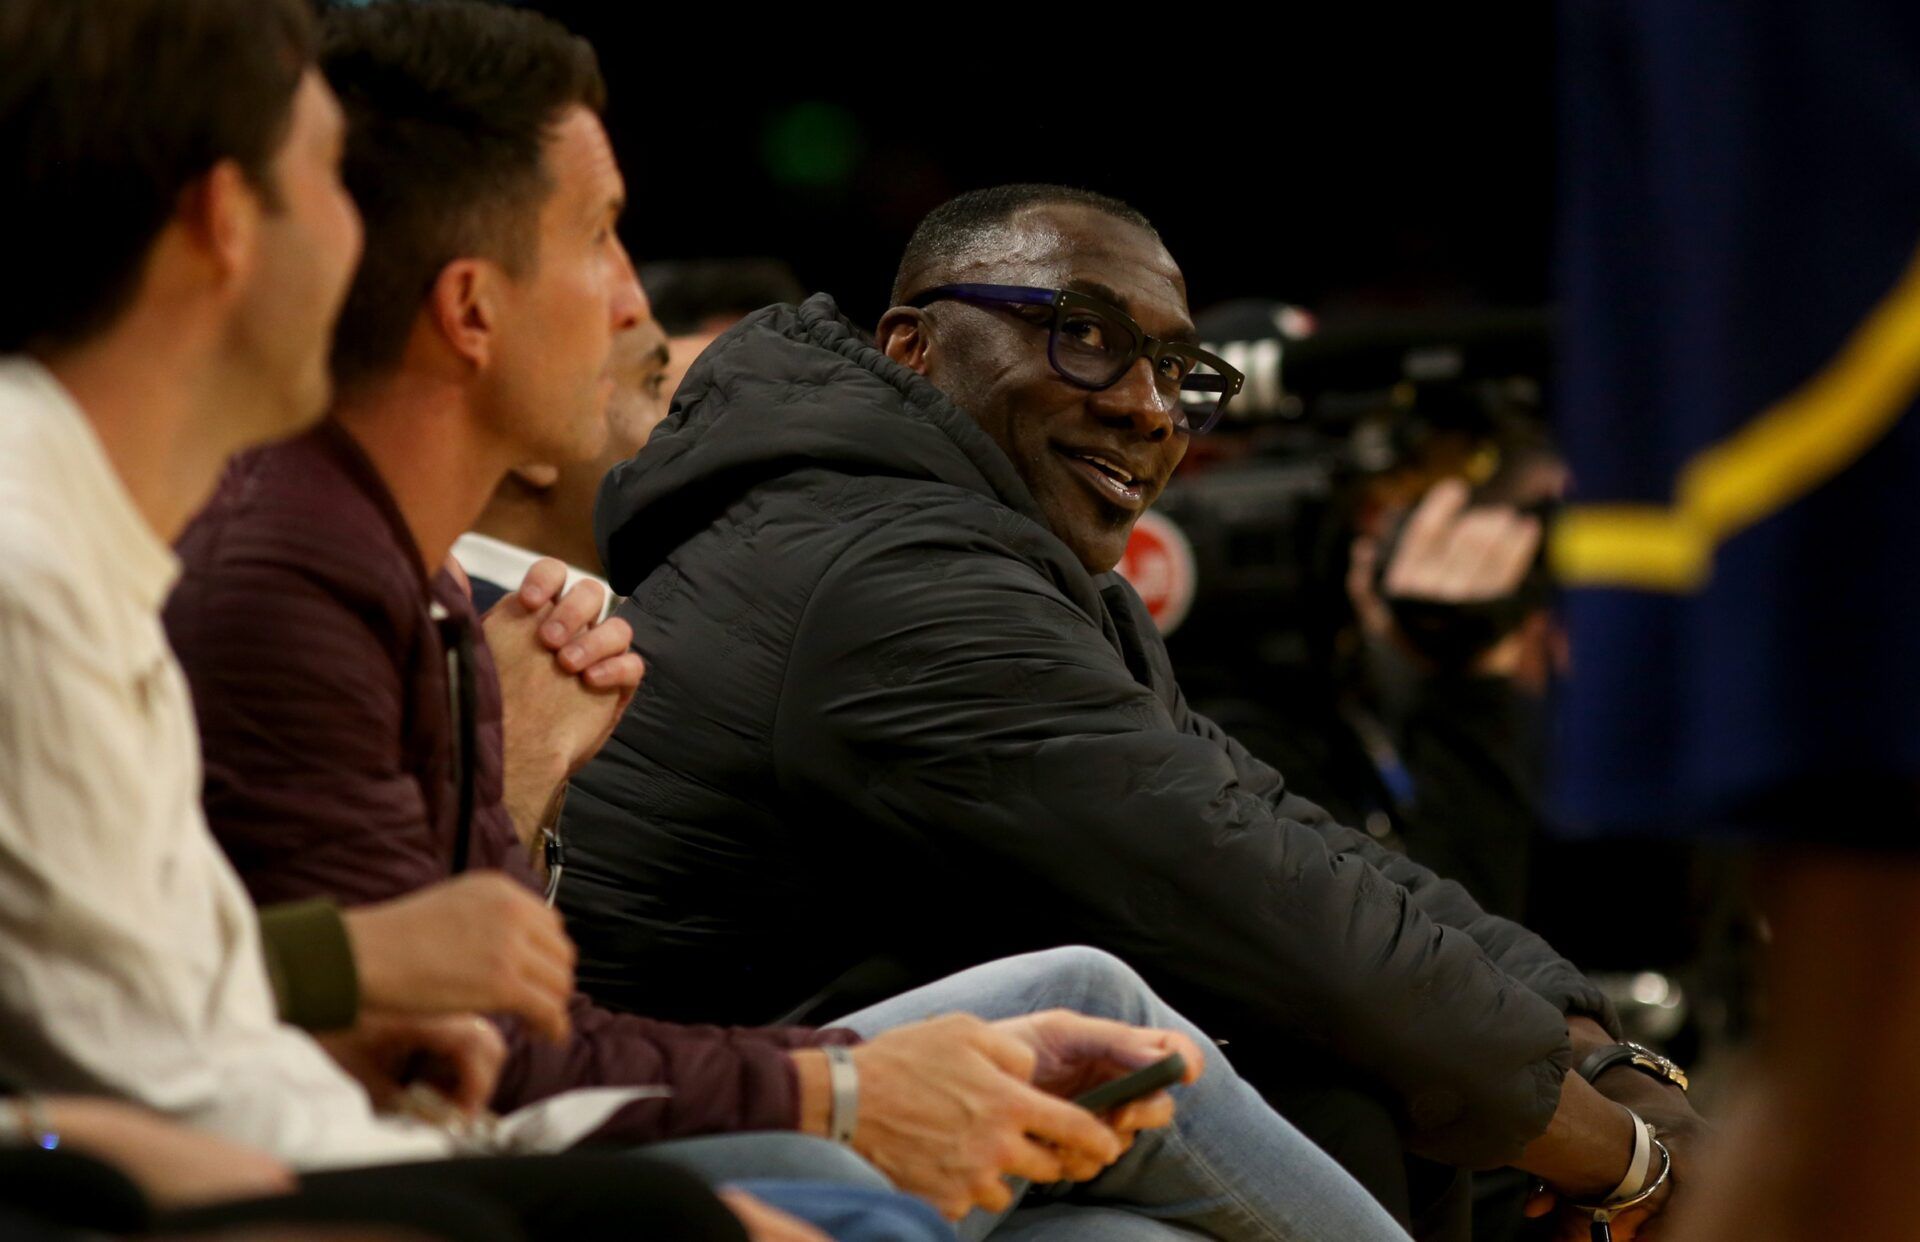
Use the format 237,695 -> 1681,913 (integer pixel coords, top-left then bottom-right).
481,560 -> 644,847
1524,1042 -> 1708,1241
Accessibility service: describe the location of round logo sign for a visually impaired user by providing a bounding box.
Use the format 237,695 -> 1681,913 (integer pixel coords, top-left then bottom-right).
1116,509 -> 1197,636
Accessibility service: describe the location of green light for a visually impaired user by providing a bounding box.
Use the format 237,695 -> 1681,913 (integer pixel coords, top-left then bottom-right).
761,103 -> 863,190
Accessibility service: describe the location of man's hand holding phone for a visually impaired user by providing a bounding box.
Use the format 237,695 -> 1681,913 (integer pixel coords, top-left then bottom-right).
794,1011 -> 1201,1220
994,1010 -> 1202,1175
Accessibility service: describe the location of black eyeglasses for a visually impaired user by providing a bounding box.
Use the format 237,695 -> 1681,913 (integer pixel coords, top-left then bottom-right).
906,283 -> 1244,434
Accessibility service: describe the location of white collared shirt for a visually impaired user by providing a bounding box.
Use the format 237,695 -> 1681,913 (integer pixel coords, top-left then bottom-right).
0,357 -> 453,1168
453,530 -> 614,622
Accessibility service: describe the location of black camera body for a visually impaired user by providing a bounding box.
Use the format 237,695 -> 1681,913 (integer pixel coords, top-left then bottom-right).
1155,303 -> 1555,672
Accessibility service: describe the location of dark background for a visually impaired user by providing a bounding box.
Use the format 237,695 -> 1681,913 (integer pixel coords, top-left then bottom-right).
527,7 -> 1557,327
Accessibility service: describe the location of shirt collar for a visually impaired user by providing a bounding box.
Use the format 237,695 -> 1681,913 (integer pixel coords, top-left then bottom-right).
4,357 -> 180,612
311,418 -> 435,582
451,531 -> 614,622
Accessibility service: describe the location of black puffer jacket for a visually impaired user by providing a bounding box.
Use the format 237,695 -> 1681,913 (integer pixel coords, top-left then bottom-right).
566,294 -> 1613,1168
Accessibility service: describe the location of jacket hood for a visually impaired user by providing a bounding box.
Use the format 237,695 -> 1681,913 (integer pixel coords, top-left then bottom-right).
595,293 -> 1044,593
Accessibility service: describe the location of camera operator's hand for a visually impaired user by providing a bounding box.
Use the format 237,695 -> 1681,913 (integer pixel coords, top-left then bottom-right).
1381,478 -> 1541,605
1350,478 -> 1543,676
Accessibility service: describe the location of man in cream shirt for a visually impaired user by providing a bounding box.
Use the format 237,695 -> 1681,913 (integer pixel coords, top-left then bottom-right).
0,9 -> 473,1167
0,359 -> 460,1167
0,2 -> 664,1174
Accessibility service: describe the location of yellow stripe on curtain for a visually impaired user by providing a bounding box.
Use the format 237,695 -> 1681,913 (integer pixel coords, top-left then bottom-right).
1552,241 -> 1920,592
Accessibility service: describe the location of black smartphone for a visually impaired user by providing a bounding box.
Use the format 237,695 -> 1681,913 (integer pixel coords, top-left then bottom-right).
1071,1053 -> 1186,1115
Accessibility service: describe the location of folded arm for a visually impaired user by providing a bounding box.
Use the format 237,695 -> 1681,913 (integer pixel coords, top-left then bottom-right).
776,529 -> 1577,1166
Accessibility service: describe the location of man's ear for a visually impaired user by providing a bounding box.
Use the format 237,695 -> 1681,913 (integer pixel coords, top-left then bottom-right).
877,307 -> 932,377
427,258 -> 501,370
179,159 -> 262,296
511,462 -> 561,489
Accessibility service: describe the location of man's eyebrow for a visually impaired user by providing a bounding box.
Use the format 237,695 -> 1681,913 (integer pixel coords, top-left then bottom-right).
1065,277 -> 1131,310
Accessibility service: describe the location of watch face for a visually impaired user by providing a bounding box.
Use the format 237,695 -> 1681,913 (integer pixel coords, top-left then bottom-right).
1626,1043 -> 1690,1092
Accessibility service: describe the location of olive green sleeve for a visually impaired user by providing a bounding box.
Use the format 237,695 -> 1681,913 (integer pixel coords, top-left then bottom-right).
256,899 -> 360,1032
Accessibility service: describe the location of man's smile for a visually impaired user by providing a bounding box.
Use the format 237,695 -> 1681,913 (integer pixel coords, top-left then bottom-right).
1053,442 -> 1153,511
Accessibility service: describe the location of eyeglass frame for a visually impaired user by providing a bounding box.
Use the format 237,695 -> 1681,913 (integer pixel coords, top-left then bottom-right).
903,282 -> 1245,434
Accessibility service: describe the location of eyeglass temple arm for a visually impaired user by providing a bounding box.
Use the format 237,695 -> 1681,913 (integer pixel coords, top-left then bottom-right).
905,283 -> 1061,310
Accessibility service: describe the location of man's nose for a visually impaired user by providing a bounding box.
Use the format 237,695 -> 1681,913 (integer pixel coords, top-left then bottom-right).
1089,355 -> 1177,441
611,236 -> 647,332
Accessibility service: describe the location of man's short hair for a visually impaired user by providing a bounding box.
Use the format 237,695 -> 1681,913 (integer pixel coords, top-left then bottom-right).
322,0 -> 606,389
640,259 -> 807,335
0,0 -> 315,355
890,184 -> 1157,306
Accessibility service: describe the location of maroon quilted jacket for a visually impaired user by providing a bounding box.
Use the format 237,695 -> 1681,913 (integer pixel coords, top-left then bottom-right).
165,419 -> 853,1143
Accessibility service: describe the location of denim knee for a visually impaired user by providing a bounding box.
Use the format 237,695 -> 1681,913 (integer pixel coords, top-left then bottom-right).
1024,945 -> 1154,1022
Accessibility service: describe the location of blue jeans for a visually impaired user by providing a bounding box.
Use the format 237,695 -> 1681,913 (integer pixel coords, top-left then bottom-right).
740,1180 -> 957,1242
647,1134 -> 955,1241
836,947 -> 1409,1242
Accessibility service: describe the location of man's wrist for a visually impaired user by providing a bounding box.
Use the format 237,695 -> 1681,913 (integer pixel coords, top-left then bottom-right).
790,1050 -> 832,1137
501,751 -> 569,849
1519,1071 -> 1637,1198
1567,1014 -> 1617,1061
0,1096 -> 59,1150
340,905 -> 396,1012
1566,1098 -> 1637,1199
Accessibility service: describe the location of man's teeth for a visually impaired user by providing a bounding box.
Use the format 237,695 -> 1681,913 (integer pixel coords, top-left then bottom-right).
1075,451 -> 1135,485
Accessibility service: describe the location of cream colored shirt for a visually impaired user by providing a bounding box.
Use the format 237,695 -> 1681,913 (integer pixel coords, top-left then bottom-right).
0,357 -> 453,1168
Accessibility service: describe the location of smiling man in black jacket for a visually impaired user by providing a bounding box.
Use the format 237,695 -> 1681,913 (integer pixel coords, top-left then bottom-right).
564,185 -> 1706,1240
